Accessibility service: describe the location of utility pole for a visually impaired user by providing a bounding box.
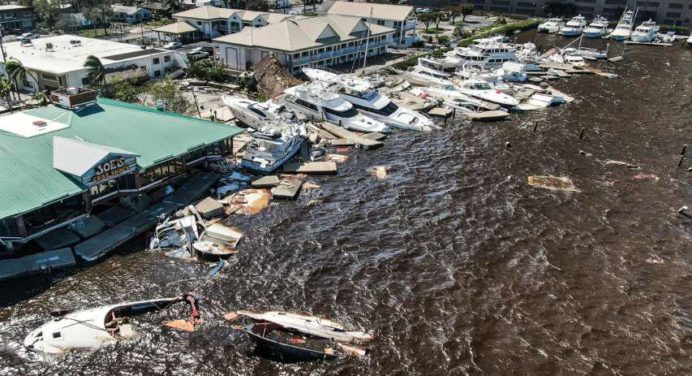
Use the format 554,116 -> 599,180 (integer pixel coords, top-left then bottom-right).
362,7 -> 373,69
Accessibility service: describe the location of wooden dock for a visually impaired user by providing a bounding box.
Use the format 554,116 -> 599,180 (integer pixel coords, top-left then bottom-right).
318,122 -> 383,150
624,41 -> 671,47
74,172 -> 219,262
0,248 -> 76,281
271,177 -> 304,200
284,161 -> 338,175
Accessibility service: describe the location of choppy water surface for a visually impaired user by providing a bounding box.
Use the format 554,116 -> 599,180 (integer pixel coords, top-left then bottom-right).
1,33 -> 691,375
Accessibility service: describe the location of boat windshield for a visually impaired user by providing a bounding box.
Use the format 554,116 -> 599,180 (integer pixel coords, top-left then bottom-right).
372,101 -> 399,116
324,106 -> 359,118
468,82 -> 492,90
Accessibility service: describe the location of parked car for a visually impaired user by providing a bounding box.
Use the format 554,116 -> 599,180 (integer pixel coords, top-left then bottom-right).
163,42 -> 182,50
187,46 -> 213,60
18,32 -> 40,41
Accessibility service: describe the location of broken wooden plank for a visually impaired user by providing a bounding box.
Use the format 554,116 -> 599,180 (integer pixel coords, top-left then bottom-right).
284,161 -> 338,175
329,139 -> 357,147
306,123 -> 337,140
361,132 -> 387,141
428,107 -> 454,118
319,122 -> 383,150
252,175 -> 280,188
271,178 -> 304,200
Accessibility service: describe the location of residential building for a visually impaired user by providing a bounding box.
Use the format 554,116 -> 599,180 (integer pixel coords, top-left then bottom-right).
171,6 -> 294,39
111,5 -> 153,24
213,15 -> 395,73
436,0 -> 691,27
326,1 -> 418,47
0,5 -> 35,34
0,90 -> 243,250
0,35 -> 176,92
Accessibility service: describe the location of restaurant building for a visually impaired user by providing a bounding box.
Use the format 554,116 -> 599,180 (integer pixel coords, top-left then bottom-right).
0,89 -> 243,252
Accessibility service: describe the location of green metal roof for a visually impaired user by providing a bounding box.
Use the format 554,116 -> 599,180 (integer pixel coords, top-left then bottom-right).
0,97 -> 243,221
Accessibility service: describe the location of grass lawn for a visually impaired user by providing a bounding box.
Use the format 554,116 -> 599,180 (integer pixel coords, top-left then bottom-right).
452,21 -> 465,26
423,28 -> 445,34
78,28 -> 109,38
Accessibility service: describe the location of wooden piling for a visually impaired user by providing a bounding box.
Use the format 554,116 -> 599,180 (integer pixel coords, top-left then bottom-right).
579,128 -> 585,140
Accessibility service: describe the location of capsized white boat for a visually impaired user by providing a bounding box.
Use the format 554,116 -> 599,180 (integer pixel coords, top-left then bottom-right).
230,310 -> 374,345
24,294 -> 200,354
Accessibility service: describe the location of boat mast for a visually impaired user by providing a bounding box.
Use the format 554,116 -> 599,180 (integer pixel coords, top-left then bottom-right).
362,6 -> 373,70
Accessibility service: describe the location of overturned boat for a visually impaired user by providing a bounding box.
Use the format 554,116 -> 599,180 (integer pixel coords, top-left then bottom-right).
24,294 -> 200,354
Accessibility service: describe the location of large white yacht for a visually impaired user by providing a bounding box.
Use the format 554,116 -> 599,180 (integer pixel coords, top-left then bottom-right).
608,9 -> 636,41
303,68 -> 435,132
560,15 -> 587,36
538,17 -> 563,34
582,16 -> 609,38
447,42 -> 517,69
222,95 -> 289,129
281,82 -> 391,133
630,19 -> 659,43
457,79 -> 519,108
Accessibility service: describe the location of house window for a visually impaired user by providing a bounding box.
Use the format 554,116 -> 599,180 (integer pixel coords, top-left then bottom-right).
154,70 -> 161,77
164,56 -> 171,62
153,57 -> 160,64
40,72 -> 57,81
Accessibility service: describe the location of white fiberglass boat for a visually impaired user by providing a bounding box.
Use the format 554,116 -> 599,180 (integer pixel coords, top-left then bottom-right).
222,95 -> 289,129
457,80 -> 519,108
24,295 -> 199,354
687,33 -> 692,47
281,82 -> 390,133
538,17 -> 563,34
496,62 -> 528,82
560,15 -> 587,36
405,59 -> 456,87
447,42 -> 517,69
241,126 -> 304,173
583,16 -> 608,38
302,68 -> 435,131
630,19 -> 659,43
608,9 -> 636,41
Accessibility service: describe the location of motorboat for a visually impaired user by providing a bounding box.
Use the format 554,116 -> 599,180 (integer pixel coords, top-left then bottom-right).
688,33 -> 692,47
281,82 -> 390,133
227,310 -> 373,361
526,93 -> 566,108
495,62 -> 528,82
222,95 -> 291,129
583,16 -> 609,38
608,9 -> 636,41
24,294 -> 200,354
404,59 -> 455,87
563,54 -> 587,67
472,35 -> 508,45
241,126 -> 304,173
563,45 -> 608,60
560,15 -> 587,36
538,17 -> 564,33
630,19 -> 659,43
457,79 -> 519,108
149,215 -> 199,258
447,42 -> 517,69
303,68 -> 435,131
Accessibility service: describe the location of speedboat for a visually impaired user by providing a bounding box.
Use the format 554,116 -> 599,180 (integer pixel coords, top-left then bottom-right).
281,82 -> 390,133
608,9 -> 636,41
583,16 -> 608,38
560,15 -> 587,36
241,126 -> 304,173
457,79 -> 519,108
303,68 -> 435,131
538,17 -> 563,33
222,95 -> 294,129
24,294 -> 200,354
405,59 -> 455,87
631,19 -> 659,43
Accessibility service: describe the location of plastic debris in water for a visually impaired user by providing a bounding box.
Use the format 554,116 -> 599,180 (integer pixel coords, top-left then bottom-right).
368,166 -> 389,180
527,176 -> 580,192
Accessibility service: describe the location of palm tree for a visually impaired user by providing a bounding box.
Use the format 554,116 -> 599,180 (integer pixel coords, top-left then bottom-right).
5,59 -> 38,102
84,55 -> 106,90
0,78 -> 14,110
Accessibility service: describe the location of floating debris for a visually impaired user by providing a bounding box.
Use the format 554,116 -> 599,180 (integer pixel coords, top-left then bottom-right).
368,166 -> 389,180
633,173 -> 659,182
605,160 -> 639,169
527,176 -> 581,192
223,188 -> 272,215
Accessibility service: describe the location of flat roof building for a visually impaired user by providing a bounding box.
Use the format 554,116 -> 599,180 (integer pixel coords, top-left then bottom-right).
0,35 -> 175,92
0,90 -> 243,250
213,15 -> 395,73
326,1 -> 418,47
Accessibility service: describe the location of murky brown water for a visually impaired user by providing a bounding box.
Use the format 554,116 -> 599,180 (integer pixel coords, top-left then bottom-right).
1,32 -> 691,375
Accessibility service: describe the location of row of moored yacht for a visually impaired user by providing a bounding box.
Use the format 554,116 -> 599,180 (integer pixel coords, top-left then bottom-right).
538,9 -> 663,43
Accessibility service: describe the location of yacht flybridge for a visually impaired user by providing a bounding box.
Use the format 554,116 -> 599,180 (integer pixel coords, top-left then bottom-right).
280,82 -> 391,134
538,18 -> 563,34
303,68 -> 435,132
583,16 -> 609,38
560,15 -> 587,36
630,19 -> 659,43
608,9 -> 637,41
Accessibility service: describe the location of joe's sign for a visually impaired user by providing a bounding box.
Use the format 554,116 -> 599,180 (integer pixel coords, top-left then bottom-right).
82,155 -> 137,185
